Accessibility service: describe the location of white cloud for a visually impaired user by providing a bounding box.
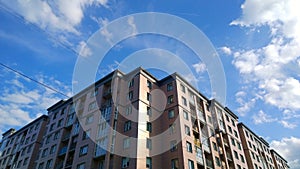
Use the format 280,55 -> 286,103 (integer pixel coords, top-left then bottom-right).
127,16 -> 138,36
192,62 -> 206,74
252,110 -> 277,124
0,70 -> 70,132
220,46 -> 232,55
279,120 -> 297,129
271,137 -> 300,168
77,41 -> 92,57
1,0 -> 109,35
231,0 -> 300,115
235,91 -> 257,116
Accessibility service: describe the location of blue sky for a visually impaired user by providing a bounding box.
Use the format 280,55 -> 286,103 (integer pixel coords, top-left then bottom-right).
0,0 -> 300,167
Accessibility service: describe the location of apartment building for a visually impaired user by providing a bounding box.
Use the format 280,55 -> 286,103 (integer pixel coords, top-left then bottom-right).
0,67 -> 289,169
237,123 -> 278,169
270,149 -> 290,169
0,115 -> 48,169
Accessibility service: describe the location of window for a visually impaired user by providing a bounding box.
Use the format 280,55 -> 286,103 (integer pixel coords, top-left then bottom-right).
147,106 -> 152,116
146,157 -> 152,169
49,123 -> 55,131
188,160 -> 194,169
237,142 -> 242,150
240,154 -> 245,163
183,110 -> 189,120
147,80 -> 152,89
23,157 -> 28,166
79,145 -> 88,156
213,142 -> 217,151
215,156 -> 221,167
86,114 -> 94,124
169,124 -> 175,134
37,162 -> 44,169
147,92 -> 151,102
128,91 -> 133,100
207,115 -> 212,124
225,115 -> 230,122
146,122 -> 152,132
146,138 -> 152,150
185,125 -> 190,136
245,131 -> 249,137
88,101 -> 97,111
231,138 -> 236,146
171,158 -> 179,169
234,130 -> 239,138
186,141 -> 192,153
50,145 -> 57,154
27,144 -> 32,153
126,106 -> 132,115
182,97 -> 187,106
42,148 -> 48,158
57,119 -> 63,127
123,138 -> 130,149
45,159 -> 53,169
98,122 -> 107,136
228,125 -> 232,133
122,157 -> 129,168
170,140 -> 177,151
167,83 -> 173,91
231,119 -> 236,126
128,79 -> 134,87
168,109 -> 175,119
53,112 -> 58,120
234,150 -> 239,159
167,95 -> 174,104
180,84 -> 185,93
124,121 -> 131,132
90,88 -> 98,98
45,135 -> 51,144
77,163 -> 85,169
248,141 -> 252,148
53,131 -> 60,140
82,130 -> 91,140
237,164 -> 242,169
31,134 -> 36,141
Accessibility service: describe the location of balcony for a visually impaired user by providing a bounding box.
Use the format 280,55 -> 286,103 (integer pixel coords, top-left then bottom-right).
95,146 -> 106,158
69,143 -> 76,151
206,159 -> 213,169
193,126 -> 199,133
226,152 -> 233,161
196,156 -> 204,165
197,110 -> 206,123
102,89 -> 112,99
62,133 -> 70,142
58,146 -> 67,156
203,143 -> 211,153
194,139 -> 201,147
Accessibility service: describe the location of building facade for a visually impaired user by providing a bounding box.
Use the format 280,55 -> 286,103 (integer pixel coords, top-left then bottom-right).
270,149 -> 290,169
237,123 -> 289,169
0,115 -> 48,169
0,68 -> 289,169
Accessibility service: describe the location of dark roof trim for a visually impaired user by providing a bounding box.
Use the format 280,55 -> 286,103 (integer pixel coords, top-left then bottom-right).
224,107 -> 239,119
8,115 -> 48,137
270,149 -> 288,163
237,122 -> 269,146
2,128 -> 15,137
